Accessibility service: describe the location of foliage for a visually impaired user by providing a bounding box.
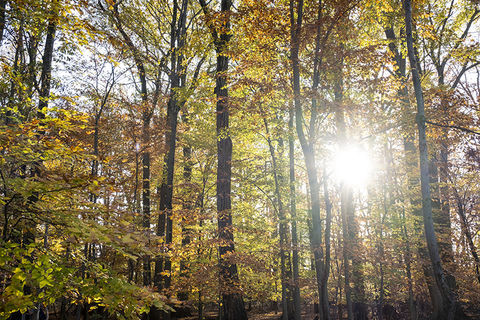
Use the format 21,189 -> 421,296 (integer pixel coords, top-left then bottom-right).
1,0 -> 480,318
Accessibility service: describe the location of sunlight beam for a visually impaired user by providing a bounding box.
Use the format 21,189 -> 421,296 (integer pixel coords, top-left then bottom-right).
331,144 -> 373,188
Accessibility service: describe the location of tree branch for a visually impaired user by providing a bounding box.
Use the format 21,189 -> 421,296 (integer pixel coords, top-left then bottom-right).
426,120 -> 480,136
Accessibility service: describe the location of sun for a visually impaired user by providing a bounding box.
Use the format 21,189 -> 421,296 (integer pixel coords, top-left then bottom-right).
330,144 -> 374,188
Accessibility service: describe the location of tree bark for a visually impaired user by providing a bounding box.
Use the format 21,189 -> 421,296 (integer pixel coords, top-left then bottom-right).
5,19 -> 23,126
27,1 -> 57,248
333,46 -> 354,320
340,189 -> 353,320
403,1 -> 457,319
452,187 -> 480,285
322,167 -> 332,320
178,57 -> 204,308
289,1 -> 328,318
434,62 -> 457,294
178,112 -> 192,303
262,114 -> 293,320
155,0 -> 188,296
38,12 -> 56,117
385,25 -> 437,320
111,0 -> 152,287
0,0 -> 6,45
198,0 -> 248,318
288,107 -> 302,320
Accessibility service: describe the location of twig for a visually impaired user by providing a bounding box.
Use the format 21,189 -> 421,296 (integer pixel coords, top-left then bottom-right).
425,120 -> 480,136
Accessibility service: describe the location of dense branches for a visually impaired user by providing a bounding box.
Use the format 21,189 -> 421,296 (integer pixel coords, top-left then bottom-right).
1,0 -> 480,319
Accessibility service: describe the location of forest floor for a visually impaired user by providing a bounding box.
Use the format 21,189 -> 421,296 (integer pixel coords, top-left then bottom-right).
248,311 -> 317,320
180,312 -> 282,320
248,312 -> 285,320
180,310 -> 316,320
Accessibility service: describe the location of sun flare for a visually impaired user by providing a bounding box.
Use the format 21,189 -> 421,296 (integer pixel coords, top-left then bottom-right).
331,145 -> 374,188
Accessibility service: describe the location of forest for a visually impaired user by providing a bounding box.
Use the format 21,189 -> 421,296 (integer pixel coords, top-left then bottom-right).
0,0 -> 479,319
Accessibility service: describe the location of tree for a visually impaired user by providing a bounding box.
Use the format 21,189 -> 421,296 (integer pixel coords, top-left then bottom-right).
198,0 -> 248,318
155,0 -> 189,299
2,0 -> 480,319
403,0 -> 458,318
289,0 -> 330,317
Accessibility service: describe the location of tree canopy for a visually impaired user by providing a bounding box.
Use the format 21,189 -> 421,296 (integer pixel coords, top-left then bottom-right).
1,0 -> 479,319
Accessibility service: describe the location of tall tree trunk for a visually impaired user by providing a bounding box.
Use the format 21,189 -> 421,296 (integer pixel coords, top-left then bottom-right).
129,141 -> 141,283
28,1 -> 57,247
111,0 -> 151,288
156,0 -> 187,291
215,33 -> 247,320
288,107 -> 302,320
333,47 -> 354,320
334,250 -> 343,320
0,0 -> 6,45
340,190 -> 353,320
155,80 -> 179,316
262,114 -> 293,320
140,85 -> 151,289
153,6 -> 189,319
333,45 -> 367,320
23,5 -> 57,318
403,1 -> 457,318
434,71 -> 457,294
322,167 -> 332,320
178,112 -> 192,304
178,57 -> 204,309
452,187 -> 480,285
384,25 -> 434,319
90,73 -> 113,204
5,19 -> 23,126
198,0 -> 247,318
438,140 -> 454,267
38,10 -> 56,117
401,207 -> 416,320
378,145 -> 391,320
216,26 -> 247,320
289,1 -> 328,318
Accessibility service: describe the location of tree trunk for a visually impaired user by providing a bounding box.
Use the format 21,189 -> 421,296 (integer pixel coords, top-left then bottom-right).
5,19 -> 23,126
111,0 -> 152,288
24,8 -> 57,319
322,167 -> 332,320
435,70 -> 457,294
403,1 -> 457,318
216,41 -> 247,320
27,1 -> 57,247
197,0 -> 248,317
288,107 -> 302,320
262,114 -> 293,320
38,11 -> 56,116
157,0 -> 188,297
289,1 -> 328,318
438,142 -> 455,267
452,187 -> 480,285
332,47 -> 354,320
178,116 -> 192,304
141,101 -> 151,289
129,141 -> 140,283
178,57 -> 204,309
385,25 -> 434,320
340,189 -> 353,320
156,41 -> 179,292
0,0 -> 6,44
